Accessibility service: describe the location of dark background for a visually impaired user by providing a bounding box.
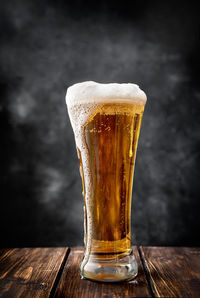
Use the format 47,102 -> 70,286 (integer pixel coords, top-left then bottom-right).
0,0 -> 199,247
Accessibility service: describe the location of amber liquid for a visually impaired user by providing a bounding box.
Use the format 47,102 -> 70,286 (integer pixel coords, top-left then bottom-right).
76,102 -> 144,260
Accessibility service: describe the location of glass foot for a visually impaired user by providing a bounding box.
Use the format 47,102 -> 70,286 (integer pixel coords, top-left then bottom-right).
80,251 -> 138,282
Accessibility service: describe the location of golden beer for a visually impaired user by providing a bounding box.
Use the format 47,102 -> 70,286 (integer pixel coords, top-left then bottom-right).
66,82 -> 146,282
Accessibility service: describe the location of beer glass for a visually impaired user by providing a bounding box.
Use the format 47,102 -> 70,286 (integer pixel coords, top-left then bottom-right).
66,81 -> 147,282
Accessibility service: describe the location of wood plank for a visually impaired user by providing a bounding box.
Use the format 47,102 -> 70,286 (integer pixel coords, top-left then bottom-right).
140,246 -> 200,298
55,246 -> 151,298
0,247 -> 69,298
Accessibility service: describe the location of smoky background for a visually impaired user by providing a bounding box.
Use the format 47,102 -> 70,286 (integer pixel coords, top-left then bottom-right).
0,0 -> 199,247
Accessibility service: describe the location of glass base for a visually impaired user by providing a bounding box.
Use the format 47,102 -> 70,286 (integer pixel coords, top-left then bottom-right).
80,251 -> 138,282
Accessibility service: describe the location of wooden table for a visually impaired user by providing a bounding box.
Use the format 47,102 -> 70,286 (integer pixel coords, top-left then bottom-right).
0,247 -> 199,297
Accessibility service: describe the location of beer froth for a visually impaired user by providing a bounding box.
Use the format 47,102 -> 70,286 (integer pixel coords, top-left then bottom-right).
66,81 -> 147,107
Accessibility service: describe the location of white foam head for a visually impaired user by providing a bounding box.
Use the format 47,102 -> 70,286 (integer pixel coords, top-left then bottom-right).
66,81 -> 147,107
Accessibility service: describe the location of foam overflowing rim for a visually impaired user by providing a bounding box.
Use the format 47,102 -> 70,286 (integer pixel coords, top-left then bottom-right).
66,81 -> 147,106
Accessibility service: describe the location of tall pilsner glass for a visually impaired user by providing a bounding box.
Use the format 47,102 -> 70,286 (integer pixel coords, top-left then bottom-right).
66,81 -> 147,282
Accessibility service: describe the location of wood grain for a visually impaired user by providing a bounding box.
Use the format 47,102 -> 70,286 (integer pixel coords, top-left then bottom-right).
0,247 -> 68,298
140,246 -> 200,298
55,246 -> 151,298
